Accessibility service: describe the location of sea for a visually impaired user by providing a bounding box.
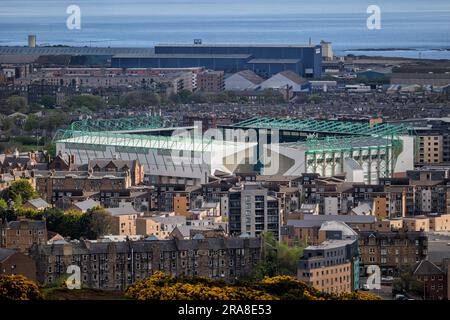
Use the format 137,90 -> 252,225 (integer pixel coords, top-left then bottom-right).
1,0 -> 450,59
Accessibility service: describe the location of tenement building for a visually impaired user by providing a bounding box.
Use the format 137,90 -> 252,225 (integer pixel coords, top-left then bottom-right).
29,237 -> 261,290
358,230 -> 428,276
34,170 -> 133,209
0,218 -> 48,253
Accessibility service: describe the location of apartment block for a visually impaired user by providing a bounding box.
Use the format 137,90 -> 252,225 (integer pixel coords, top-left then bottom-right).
0,218 -> 47,253
29,237 -> 261,290
197,70 -> 225,92
298,239 -> 359,294
229,183 -> 280,239
359,230 -> 428,276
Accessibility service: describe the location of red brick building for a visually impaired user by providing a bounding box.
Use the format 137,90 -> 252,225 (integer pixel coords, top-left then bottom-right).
0,218 -> 48,254
197,71 -> 225,92
0,248 -> 37,282
414,260 -> 448,300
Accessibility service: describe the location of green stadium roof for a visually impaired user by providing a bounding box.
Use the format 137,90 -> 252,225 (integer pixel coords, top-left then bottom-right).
283,136 -> 402,153
70,116 -> 163,132
230,117 -> 411,137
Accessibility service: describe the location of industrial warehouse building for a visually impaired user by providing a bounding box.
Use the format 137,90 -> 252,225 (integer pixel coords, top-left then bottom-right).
0,42 -> 322,78
111,43 -> 322,78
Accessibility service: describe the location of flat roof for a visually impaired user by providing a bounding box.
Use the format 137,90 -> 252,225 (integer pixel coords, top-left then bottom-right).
247,59 -> 301,64
156,43 -> 317,48
112,53 -> 252,59
0,46 -> 154,56
306,239 -> 356,250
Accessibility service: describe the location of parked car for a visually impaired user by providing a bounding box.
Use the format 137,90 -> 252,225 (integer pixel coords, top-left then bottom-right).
361,284 -> 370,291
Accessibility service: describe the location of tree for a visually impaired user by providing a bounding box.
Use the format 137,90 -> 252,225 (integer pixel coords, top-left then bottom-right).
60,210 -> 89,239
0,208 -> 17,222
392,265 -> 424,298
0,198 -> 7,210
169,89 -> 193,104
42,208 -> 65,234
41,110 -> 70,131
12,194 -> 23,210
3,96 -> 29,114
0,116 -> 13,131
253,232 -> 305,279
277,241 -> 305,276
120,91 -> 161,108
66,95 -> 106,112
40,95 -> 56,108
46,143 -> 56,158
24,114 -> 40,132
87,207 -> 114,239
0,275 -> 42,300
2,179 -> 38,203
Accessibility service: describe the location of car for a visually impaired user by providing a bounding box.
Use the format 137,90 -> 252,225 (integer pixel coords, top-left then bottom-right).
361,284 -> 370,291
394,294 -> 407,300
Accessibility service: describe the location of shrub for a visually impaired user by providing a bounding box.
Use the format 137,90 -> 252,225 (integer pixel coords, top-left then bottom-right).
0,275 -> 43,300
125,272 -> 274,300
124,272 -> 381,301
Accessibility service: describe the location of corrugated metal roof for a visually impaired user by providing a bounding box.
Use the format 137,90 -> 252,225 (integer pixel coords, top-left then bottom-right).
0,46 -> 154,56
157,43 -> 317,48
247,59 -> 301,64
113,53 -> 252,59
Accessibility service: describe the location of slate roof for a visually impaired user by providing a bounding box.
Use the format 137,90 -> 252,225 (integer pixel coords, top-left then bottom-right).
234,70 -> 264,84
34,237 -> 261,255
0,248 -> 17,262
413,260 -> 445,275
72,199 -> 101,211
106,203 -> 139,216
147,215 -> 186,225
278,70 -> 308,84
88,159 -> 135,170
25,198 -> 51,209
7,220 -> 46,230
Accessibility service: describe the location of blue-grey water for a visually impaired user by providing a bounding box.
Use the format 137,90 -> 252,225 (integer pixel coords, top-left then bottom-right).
1,0 -> 450,59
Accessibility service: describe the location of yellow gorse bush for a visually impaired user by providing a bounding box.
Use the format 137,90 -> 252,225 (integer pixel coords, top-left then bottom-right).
0,275 -> 42,300
125,272 -> 380,301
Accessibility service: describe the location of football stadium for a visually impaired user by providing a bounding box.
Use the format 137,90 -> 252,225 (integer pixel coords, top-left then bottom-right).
55,116 -> 414,184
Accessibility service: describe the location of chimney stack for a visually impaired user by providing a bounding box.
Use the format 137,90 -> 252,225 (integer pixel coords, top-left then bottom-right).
28,35 -> 36,48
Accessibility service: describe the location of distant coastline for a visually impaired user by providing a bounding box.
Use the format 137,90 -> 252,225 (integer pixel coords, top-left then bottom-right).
347,48 -> 450,52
